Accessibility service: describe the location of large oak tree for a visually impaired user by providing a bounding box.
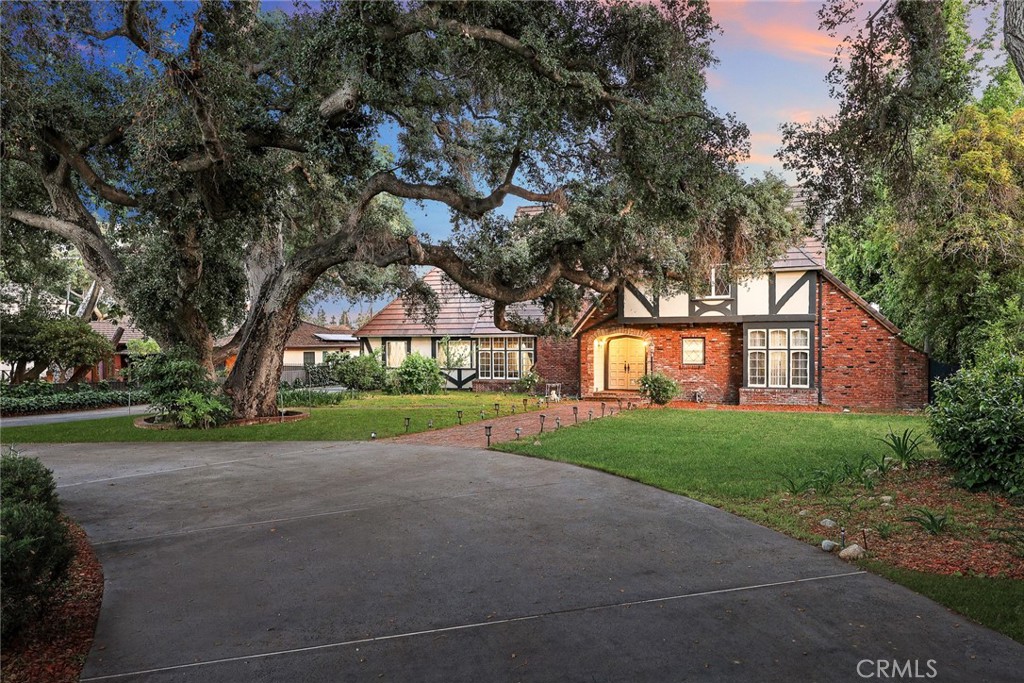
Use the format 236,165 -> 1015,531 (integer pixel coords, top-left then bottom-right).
3,0 -> 797,417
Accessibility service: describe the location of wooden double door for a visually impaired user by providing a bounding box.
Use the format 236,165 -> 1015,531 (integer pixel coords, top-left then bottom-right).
606,336 -> 647,390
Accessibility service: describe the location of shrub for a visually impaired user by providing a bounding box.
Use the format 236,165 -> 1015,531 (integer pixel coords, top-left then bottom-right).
928,350 -> 1024,496
639,373 -> 678,405
0,388 -> 150,415
1,449 -> 61,514
334,352 -> 385,391
167,390 -> 231,429
513,370 -> 541,395
131,349 -> 229,428
389,353 -> 444,394
304,363 -> 335,387
0,450 -> 73,640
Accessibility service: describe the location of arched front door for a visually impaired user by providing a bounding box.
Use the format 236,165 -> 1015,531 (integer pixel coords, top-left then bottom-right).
606,336 -> 647,390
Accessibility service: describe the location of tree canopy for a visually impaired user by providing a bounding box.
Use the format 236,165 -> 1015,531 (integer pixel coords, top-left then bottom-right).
2,0 -> 798,416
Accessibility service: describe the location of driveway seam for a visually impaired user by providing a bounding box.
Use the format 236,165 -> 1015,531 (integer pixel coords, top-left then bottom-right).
79,570 -> 867,682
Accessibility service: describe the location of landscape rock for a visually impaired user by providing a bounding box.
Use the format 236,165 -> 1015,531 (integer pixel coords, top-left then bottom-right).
821,540 -> 838,552
798,509 -> 810,517
880,495 -> 893,503
839,544 -> 865,560
820,518 -> 837,528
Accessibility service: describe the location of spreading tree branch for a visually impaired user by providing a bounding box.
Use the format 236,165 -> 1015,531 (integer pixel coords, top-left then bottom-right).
39,128 -> 139,207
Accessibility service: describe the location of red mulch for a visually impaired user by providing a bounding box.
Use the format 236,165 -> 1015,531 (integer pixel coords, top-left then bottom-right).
769,461 -> 1024,578
0,519 -> 104,683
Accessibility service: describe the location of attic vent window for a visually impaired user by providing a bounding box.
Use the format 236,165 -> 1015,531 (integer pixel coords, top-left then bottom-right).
704,265 -> 732,299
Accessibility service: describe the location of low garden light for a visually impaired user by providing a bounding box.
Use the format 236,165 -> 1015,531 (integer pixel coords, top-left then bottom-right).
511,404 -> 516,414
370,432 -> 377,440
523,397 -> 529,410
457,410 -> 463,425
404,417 -> 411,432
515,427 -> 522,440
428,419 -> 434,429
617,398 -> 623,410
555,417 -> 561,430
572,406 -> 578,423
539,414 -> 546,433
494,402 -> 500,415
484,425 -> 493,447
480,410 -> 485,420
588,409 -> 593,421
601,402 -> 606,417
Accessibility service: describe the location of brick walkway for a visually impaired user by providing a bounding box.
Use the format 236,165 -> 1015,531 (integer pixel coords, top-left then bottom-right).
387,399 -> 630,448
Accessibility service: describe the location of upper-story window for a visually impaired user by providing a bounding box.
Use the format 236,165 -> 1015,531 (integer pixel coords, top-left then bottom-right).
705,265 -> 732,299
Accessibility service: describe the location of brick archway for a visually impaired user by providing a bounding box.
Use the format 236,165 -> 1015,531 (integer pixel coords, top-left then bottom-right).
580,325 -> 654,396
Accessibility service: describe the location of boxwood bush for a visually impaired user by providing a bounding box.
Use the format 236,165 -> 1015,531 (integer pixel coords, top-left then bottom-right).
0,450 -> 73,639
0,388 -> 149,416
639,372 -> 679,405
388,353 -> 444,394
928,351 -> 1024,496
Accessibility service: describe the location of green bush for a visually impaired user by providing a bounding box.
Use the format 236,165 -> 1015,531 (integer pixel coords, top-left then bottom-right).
639,372 -> 678,405
333,352 -> 385,391
513,370 -> 541,395
0,451 -> 73,640
928,350 -> 1024,496
168,390 -> 231,429
278,388 -> 359,407
304,363 -> 335,387
389,353 -> 444,394
0,388 -> 150,415
1,450 -> 61,514
131,349 -> 229,428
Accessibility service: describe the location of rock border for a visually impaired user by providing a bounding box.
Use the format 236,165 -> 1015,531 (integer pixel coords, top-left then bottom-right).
133,410 -> 309,430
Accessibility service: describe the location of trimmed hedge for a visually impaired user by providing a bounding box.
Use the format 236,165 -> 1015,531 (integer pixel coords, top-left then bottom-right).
0,389 -> 149,416
0,451 -> 73,639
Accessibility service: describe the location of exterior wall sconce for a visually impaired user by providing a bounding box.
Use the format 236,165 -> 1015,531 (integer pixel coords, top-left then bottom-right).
484,425 -> 492,446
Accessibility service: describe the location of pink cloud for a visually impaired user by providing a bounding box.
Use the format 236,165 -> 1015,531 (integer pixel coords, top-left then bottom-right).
709,0 -> 842,62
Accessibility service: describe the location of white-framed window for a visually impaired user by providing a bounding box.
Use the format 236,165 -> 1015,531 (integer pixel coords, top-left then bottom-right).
385,340 -> 408,368
747,327 -> 812,389
438,339 -> 473,369
476,336 -> 535,380
706,265 -> 732,298
682,337 -> 705,365
747,329 -> 766,386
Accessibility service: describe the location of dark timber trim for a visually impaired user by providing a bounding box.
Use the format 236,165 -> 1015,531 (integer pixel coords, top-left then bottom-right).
770,271 -> 816,315
619,314 -> 815,325
624,282 -> 658,317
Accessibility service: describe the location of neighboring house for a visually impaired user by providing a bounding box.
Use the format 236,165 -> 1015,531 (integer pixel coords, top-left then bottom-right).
356,268 -> 579,393
223,321 -> 360,383
574,238 -> 929,411
83,320 -> 149,382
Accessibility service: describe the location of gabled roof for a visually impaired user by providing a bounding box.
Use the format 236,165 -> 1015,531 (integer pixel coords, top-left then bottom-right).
356,269 -> 545,338
771,237 -> 825,271
287,321 -> 360,348
89,320 -> 148,344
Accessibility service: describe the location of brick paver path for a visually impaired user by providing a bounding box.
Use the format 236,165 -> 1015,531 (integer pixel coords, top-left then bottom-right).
388,399 -> 633,448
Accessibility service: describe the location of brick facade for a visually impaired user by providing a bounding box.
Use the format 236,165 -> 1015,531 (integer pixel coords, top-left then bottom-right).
534,336 -> 581,395
575,273 -> 930,412
579,323 -> 743,404
818,277 -> 929,411
472,335 -> 580,395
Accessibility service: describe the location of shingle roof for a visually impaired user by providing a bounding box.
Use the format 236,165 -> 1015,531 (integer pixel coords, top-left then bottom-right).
356,269 -> 545,338
771,237 -> 826,271
88,320 -> 147,344
287,321 -> 361,348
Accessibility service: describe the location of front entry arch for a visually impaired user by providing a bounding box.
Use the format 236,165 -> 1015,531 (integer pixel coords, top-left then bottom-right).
605,336 -> 647,390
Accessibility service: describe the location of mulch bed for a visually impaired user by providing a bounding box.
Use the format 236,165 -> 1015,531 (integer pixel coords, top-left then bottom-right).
0,519 -> 104,683
769,461 -> 1024,579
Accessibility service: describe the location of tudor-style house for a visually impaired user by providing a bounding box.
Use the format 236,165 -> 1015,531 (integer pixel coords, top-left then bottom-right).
356,268 -> 579,394
574,238 -> 929,411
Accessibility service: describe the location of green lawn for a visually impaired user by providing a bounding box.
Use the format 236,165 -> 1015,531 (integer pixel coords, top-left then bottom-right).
496,408 -> 933,503
0,392 -> 537,443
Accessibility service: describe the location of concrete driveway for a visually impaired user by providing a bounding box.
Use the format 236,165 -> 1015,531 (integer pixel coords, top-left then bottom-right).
23,442 -> 1022,682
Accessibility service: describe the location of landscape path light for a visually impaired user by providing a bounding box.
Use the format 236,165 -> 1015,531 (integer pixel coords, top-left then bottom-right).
484,425 -> 493,447
404,417 -> 411,433
539,414 -> 546,433
457,410 -> 463,425
573,406 -> 578,423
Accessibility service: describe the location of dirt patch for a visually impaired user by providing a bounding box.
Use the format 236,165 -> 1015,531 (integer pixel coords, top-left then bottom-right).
0,519 -> 104,683
769,461 -> 1024,579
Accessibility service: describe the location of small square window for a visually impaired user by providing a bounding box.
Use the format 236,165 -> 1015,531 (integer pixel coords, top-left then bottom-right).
749,330 -> 766,349
769,329 -> 788,349
682,338 -> 705,365
792,329 -> 810,349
